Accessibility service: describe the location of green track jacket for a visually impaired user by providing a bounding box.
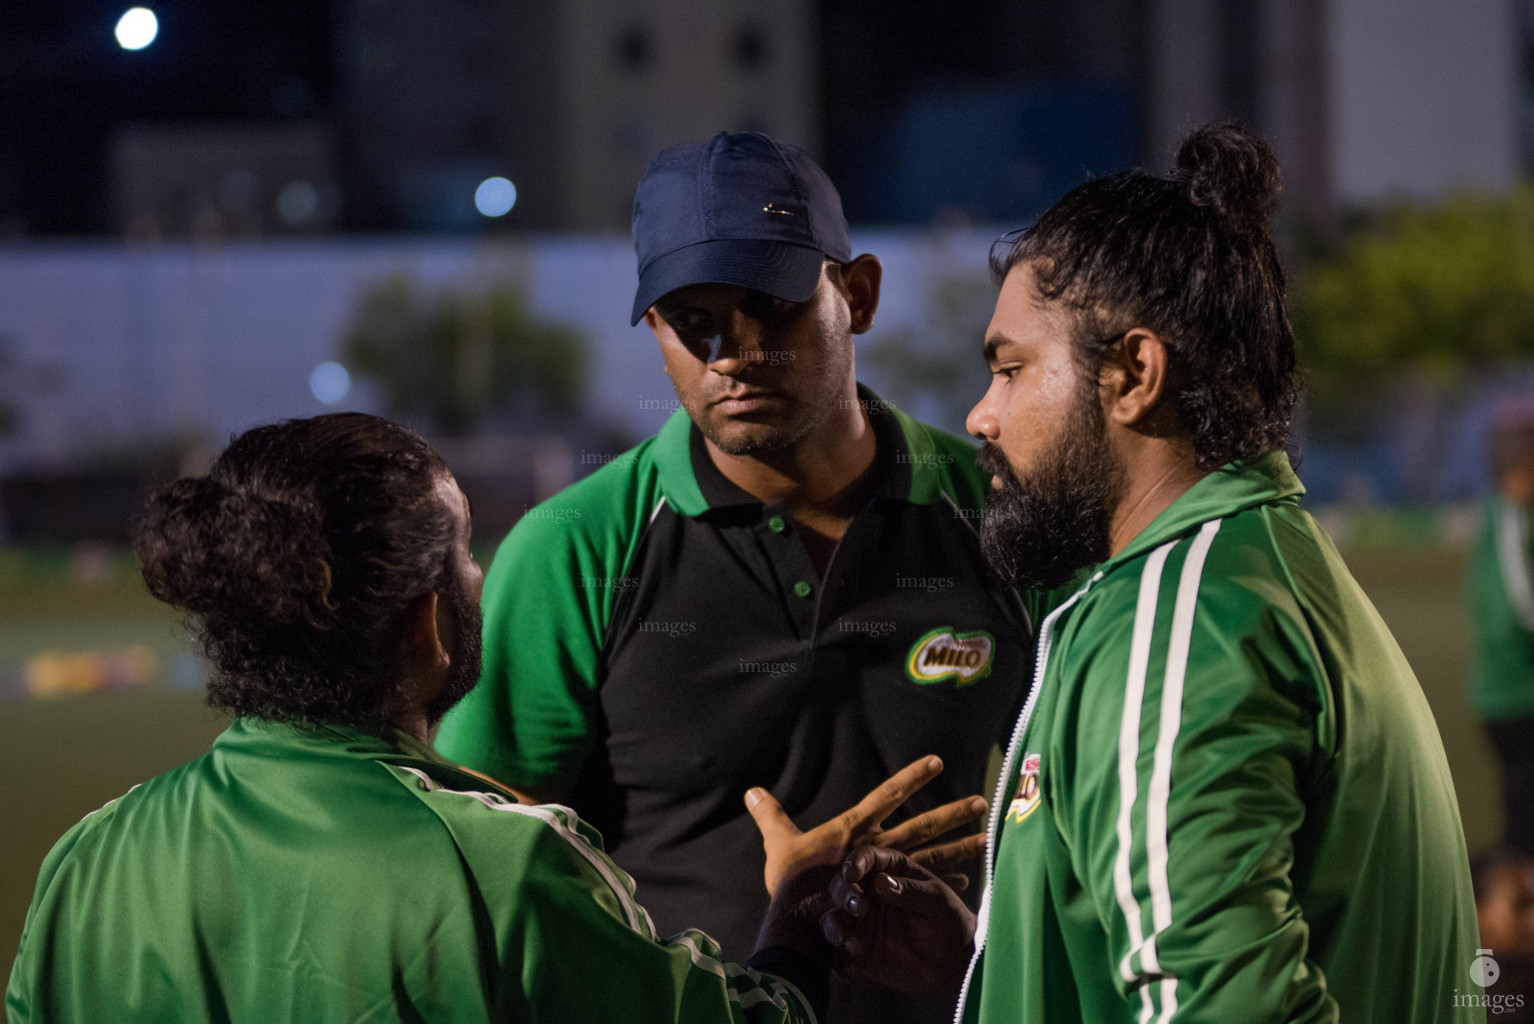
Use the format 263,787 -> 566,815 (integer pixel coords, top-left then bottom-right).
1468,495 -> 1534,721
6,719 -> 816,1024
959,452 -> 1484,1024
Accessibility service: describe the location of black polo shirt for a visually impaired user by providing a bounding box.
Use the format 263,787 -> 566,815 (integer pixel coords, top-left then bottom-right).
437,387 -> 1032,989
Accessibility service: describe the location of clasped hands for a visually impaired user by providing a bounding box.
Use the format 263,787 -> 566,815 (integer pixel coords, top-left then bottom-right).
744,755 -> 980,994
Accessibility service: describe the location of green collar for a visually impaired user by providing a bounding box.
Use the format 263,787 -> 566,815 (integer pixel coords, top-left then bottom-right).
1106,450 -> 1305,570
215,718 -> 523,800
651,384 -> 956,516
216,717 -> 450,767
653,407 -> 709,515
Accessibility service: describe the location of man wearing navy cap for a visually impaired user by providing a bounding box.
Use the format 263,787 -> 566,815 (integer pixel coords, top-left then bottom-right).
437,132 -> 1035,1022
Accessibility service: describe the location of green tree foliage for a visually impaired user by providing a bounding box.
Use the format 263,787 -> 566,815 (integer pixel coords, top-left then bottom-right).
1294,188 -> 1534,417
342,275 -> 586,434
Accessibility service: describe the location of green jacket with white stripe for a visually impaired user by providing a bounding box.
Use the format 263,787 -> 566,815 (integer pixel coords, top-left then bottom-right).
959,451 -> 1484,1024
6,719 -> 816,1024
1468,495 -> 1534,721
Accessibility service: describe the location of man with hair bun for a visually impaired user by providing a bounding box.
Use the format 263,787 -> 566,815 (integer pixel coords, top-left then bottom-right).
824,124 -> 1484,1023
5,412 -> 981,1024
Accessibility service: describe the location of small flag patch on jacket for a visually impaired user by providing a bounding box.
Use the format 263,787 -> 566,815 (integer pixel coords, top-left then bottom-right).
1007,753 -> 1042,824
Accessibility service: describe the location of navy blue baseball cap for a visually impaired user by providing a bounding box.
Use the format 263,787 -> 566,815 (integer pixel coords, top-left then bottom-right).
629,132 -> 852,326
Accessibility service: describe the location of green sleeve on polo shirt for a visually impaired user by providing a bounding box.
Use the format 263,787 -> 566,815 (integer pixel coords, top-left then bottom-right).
435,441 -> 664,794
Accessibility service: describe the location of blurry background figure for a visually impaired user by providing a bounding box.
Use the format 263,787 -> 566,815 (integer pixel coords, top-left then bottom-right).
1471,847 -> 1534,1021
1472,398 -> 1534,857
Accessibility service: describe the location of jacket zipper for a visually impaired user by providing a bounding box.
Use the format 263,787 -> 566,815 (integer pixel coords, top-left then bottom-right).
952,576 -> 1097,1024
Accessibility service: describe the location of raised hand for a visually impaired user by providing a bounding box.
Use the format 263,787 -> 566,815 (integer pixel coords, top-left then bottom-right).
821,845 -> 977,995
743,755 -> 986,897
869,792 -> 986,892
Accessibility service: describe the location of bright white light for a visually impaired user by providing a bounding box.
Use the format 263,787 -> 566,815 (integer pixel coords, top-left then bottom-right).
115,8 -> 159,50
309,362 -> 351,404
475,177 -> 517,217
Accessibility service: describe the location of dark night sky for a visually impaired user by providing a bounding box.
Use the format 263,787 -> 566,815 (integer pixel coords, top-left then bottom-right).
0,3 -> 335,235
0,1 -> 1083,235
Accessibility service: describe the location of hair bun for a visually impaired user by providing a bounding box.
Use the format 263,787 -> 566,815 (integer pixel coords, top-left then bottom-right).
135,476 -> 335,627
1174,122 -> 1282,229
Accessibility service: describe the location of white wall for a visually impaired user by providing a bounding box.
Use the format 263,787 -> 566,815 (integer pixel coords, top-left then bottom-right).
0,228 -> 999,473
1328,0 -> 1519,205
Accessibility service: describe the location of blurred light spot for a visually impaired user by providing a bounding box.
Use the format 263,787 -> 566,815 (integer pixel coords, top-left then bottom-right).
475,177 -> 517,217
310,362 -> 351,404
276,180 -> 320,225
115,7 -> 159,50
23,646 -> 159,699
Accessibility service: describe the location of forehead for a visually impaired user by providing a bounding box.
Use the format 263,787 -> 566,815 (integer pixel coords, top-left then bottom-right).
987,264 -> 1073,349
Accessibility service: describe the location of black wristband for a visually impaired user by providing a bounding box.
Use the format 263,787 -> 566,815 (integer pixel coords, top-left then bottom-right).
747,945 -> 831,1020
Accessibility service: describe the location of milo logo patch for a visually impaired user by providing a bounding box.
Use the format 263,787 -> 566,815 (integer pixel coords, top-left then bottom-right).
905,627 -> 995,687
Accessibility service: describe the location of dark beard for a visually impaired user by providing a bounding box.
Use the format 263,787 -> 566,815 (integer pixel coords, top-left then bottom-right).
424,576 -> 483,724
975,382 -> 1125,591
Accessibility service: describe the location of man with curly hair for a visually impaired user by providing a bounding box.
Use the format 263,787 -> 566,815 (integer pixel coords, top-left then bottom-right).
6,412 -> 979,1024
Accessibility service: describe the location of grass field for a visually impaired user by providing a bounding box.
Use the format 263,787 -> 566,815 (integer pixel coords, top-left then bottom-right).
0,542 -> 1502,966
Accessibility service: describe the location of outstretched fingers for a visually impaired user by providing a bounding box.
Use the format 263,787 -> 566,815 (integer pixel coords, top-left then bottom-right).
745,786 -> 801,845
906,834 -> 986,878
839,755 -> 945,836
875,795 -> 987,851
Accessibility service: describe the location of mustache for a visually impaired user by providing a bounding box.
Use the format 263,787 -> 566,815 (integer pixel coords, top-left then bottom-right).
704,381 -> 782,406
975,442 -> 1021,488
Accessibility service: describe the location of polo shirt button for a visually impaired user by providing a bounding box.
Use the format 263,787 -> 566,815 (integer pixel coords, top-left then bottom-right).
768,516 -> 788,533
793,580 -> 813,598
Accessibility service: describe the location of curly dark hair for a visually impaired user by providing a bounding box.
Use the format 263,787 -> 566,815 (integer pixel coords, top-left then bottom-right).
993,122 -> 1298,470
133,413 -> 457,728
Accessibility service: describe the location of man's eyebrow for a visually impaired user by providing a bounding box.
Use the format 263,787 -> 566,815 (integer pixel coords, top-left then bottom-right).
983,333 -> 1017,365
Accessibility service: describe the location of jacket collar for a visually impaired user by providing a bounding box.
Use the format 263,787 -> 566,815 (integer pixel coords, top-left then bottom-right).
1105,450 -> 1305,571
215,717 -> 449,767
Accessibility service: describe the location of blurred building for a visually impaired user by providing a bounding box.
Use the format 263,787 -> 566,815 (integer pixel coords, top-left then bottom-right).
822,0 -> 1143,225
5,1 -> 1523,235
823,0 -> 1519,227
1148,0 -> 1518,220
111,122 -> 340,239
335,0 -> 818,232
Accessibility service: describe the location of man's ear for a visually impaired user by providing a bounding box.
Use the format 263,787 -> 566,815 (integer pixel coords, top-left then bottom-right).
840,254 -> 882,335
1102,328 -> 1171,428
405,591 -> 449,671
642,307 -> 666,338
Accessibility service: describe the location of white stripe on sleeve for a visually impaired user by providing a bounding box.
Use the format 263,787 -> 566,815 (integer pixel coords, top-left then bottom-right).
1145,518 -> 1221,1022
394,766 -> 654,935
1115,539 -> 1177,983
